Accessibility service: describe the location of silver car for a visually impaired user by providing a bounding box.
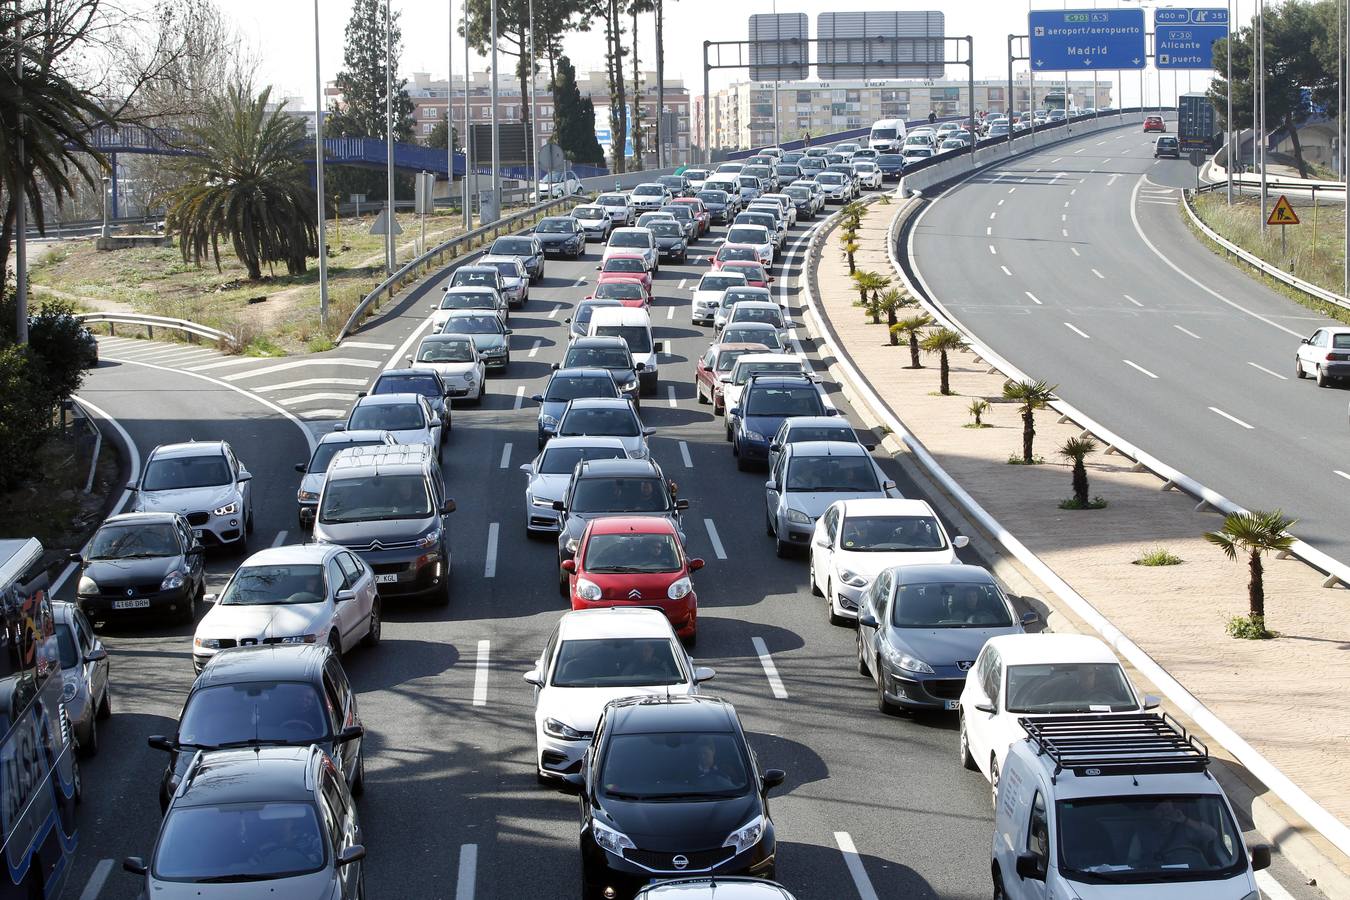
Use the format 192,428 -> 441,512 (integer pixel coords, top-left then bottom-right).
478,255 -> 530,307
130,441 -> 253,548
553,397 -> 654,460
336,394 -> 441,449
764,440 -> 898,557
520,436 -> 630,535
54,601 -> 110,756
295,431 -> 396,528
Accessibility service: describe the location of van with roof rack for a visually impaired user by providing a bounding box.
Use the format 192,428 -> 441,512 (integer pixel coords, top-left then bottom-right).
992,712 -> 1270,899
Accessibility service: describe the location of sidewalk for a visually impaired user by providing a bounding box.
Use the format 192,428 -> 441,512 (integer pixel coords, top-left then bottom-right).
813,204 -> 1350,891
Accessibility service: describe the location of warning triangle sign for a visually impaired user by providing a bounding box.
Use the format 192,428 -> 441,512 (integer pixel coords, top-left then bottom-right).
368,207 -> 404,236
1267,195 -> 1300,226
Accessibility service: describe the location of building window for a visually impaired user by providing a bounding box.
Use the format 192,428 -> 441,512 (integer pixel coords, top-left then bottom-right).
988,87 -> 1004,101
422,122 -> 435,134
750,102 -> 773,119
845,90 -> 860,103
423,107 -> 438,119
796,90 -> 812,103
879,89 -> 909,103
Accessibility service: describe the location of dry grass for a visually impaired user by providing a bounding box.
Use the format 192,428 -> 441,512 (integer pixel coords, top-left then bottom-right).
1193,193 -> 1347,301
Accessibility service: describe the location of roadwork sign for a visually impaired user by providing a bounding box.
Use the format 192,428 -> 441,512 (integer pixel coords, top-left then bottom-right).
1267,195 -> 1300,226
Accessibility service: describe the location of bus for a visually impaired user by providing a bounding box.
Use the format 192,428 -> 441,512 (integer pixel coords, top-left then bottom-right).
0,539 -> 79,899
1043,91 -> 1078,116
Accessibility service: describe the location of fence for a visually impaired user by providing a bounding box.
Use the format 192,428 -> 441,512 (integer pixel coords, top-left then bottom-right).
75,311 -> 233,345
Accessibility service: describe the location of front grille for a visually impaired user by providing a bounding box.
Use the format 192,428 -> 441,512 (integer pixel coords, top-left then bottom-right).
625,846 -> 734,873
349,538 -> 420,552
371,562 -> 411,575
186,512 -> 210,526
102,582 -> 163,597
923,678 -> 967,701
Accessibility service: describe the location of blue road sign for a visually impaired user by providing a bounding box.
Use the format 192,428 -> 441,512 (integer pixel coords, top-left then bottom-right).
1154,8 -> 1229,70
1029,9 -> 1147,71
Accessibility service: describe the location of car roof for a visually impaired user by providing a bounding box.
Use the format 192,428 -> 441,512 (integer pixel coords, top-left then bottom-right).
328,443 -> 432,474
479,255 -> 523,266
588,515 -> 679,536
606,695 -> 738,734
723,321 -> 777,332
565,397 -> 636,412
1319,326 -> 1350,334
570,336 -> 629,349
177,746 -> 317,807
714,342 -> 766,355
557,607 -> 680,642
538,435 -> 628,452
835,497 -> 933,517
236,543 -> 340,568
378,368 -> 440,381
575,455 -> 657,476
551,367 -> 616,381
454,265 -> 497,274
352,392 -> 422,408
317,429 -> 391,445
100,511 -> 183,527
444,285 -> 498,294
785,440 -> 868,459
196,643 -> 331,687
984,633 -> 1118,666
149,441 -> 228,460
734,352 -> 799,365
729,301 -> 781,312
420,333 -> 475,344
889,562 -> 991,586
591,307 -> 650,325
744,374 -> 816,390
443,309 -> 501,321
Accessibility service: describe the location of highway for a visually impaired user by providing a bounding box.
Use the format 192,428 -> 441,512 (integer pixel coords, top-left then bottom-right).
909,122 -> 1350,557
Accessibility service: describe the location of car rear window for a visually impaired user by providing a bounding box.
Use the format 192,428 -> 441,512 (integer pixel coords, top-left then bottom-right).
551,637 -> 684,687
1336,334 -> 1350,349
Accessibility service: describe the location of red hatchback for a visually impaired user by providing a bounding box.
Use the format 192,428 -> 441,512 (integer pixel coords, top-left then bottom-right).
589,279 -> 650,308
670,197 -> 710,237
1143,115 -> 1166,133
722,260 -> 773,289
562,516 -> 704,642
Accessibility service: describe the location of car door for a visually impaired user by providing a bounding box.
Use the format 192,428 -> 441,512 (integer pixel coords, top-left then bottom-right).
860,571 -> 892,675
324,658 -> 362,776
74,609 -> 108,708
1017,789 -> 1051,900
320,766 -> 363,897
1300,330 -> 1322,367
965,647 -> 1000,775
337,552 -> 375,640
326,555 -> 359,649
765,449 -> 787,531
696,348 -> 715,399
176,517 -> 204,588
810,504 -> 840,593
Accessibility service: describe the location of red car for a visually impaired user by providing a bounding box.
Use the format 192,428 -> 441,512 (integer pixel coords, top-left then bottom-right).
695,341 -> 763,415
1143,115 -> 1166,133
721,260 -> 773,289
589,279 -> 650,308
670,197 -> 710,237
561,516 -> 704,641
597,254 -> 653,293
710,244 -> 761,271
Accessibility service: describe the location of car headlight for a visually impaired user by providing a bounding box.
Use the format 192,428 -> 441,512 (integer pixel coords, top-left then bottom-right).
297,488 -> 319,502
61,679 -> 78,703
667,577 -> 692,600
533,495 -> 559,508
161,570 -> 186,591
540,415 -> 558,428
575,578 -> 602,601
194,637 -> 222,650
629,445 -> 648,459
212,501 -> 238,516
591,819 -> 637,855
565,538 -> 581,554
77,576 -> 98,596
280,634 -> 319,644
620,379 -> 638,392
838,569 -> 870,588
543,717 -> 586,740
745,430 -> 767,443
895,653 -> 935,674
463,372 -> 476,384
723,815 -> 766,855
785,508 -> 812,526
416,529 -> 441,549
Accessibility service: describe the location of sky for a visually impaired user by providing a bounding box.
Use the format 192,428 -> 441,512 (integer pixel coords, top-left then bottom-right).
217,0 -> 1233,109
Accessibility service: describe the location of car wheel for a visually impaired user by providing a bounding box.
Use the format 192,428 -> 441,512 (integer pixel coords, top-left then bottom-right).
1317,365 -> 1330,387
682,629 -> 697,649
876,659 -> 898,715
557,563 -> 569,597
737,451 -> 751,472
78,715 -> 97,758
809,557 -> 823,595
696,383 -> 709,405
96,686 -> 111,721
774,535 -> 791,557
992,865 -> 1007,900
856,629 -> 869,676
328,631 -> 342,658
476,382 -> 486,406
959,712 -> 978,771
351,749 -> 366,797
1295,358 -> 1306,379
989,758 -> 1001,809
245,509 -> 254,536
361,600 -> 381,648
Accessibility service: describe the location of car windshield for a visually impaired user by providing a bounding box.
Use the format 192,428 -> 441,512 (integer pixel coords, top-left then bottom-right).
593,325 -> 652,354
728,264 -> 768,281
583,532 -> 681,573
840,515 -> 946,551
143,455 -> 232,491
634,185 -> 664,196
658,177 -> 684,189
570,477 -> 667,513
559,407 -> 640,439
443,315 -> 500,335
1056,795 -> 1246,883
347,402 -> 424,432
697,191 -> 728,204
714,349 -> 752,373
452,270 -> 496,288
723,328 -> 781,349
600,731 -> 750,800
700,275 -> 746,291
745,384 -> 822,415
218,564 -> 325,605
717,248 -> 758,263
574,208 -> 606,221
536,219 -> 574,233
604,258 -> 646,274
817,174 -> 844,185
566,348 -> 632,369
1004,663 -> 1137,713
731,308 -> 782,327
734,362 -> 800,386
891,581 -> 1013,628
492,237 -> 533,254
307,440 -> 385,473
373,374 -> 440,399
547,375 -> 618,402
537,445 -> 627,475
88,523 -> 180,559
785,456 -> 877,492
651,223 -> 683,237
593,283 -> 643,301
153,802 -> 326,882
440,290 -> 495,310
599,195 -> 626,206
417,340 -> 475,363
318,474 -> 432,523
724,289 -> 770,306
872,128 -> 898,140
551,637 -> 684,688
54,624 -> 79,669
610,232 -> 651,248
178,681 -> 329,748
786,425 -> 853,445
485,261 -> 520,279
785,187 -> 809,198
727,227 -> 767,245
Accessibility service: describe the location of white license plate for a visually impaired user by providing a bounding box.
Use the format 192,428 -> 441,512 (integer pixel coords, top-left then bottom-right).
944,700 -> 960,711
112,598 -> 150,610
192,528 -> 204,538
374,574 -> 398,584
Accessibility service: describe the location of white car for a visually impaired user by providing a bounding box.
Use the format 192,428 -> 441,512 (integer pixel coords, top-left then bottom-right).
1294,325 -> 1350,386
690,271 -> 748,325
629,182 -> 671,211
130,441 -> 253,548
477,255 -> 530,307
852,161 -> 882,189
809,497 -> 968,624
409,334 -> 486,405
431,285 -> 507,330
714,162 -> 744,175
814,172 -> 851,203
595,193 -> 634,226
337,393 -> 441,448
571,204 -> 613,242
712,285 -> 775,332
524,607 -> 715,783
902,146 -> 935,167
759,193 -> 797,227
682,168 -> 710,191
720,353 -> 806,434
602,226 -> 658,272
520,436 -> 630,535
958,633 -> 1153,804
538,169 -> 583,197
722,223 -> 774,268
192,543 -> 380,671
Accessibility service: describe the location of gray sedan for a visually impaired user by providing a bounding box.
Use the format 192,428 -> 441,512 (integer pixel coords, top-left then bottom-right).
54,601 -> 110,756
764,441 -> 897,558
520,436 -> 630,536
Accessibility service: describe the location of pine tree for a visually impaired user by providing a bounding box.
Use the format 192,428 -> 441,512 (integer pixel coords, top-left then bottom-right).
552,56 -> 605,166
425,118 -> 458,152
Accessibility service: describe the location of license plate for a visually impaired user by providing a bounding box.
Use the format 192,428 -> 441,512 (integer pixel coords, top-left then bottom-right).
374,574 -> 398,584
192,529 -> 204,538
944,700 -> 960,711
113,598 -> 150,610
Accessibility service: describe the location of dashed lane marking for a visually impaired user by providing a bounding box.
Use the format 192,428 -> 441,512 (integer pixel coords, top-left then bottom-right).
667,385 -> 678,408
1209,407 -> 1254,430
1070,247 -> 1081,256
679,441 -> 693,468
1123,294 -> 1143,307
1025,292 -> 1042,305
835,833 -> 880,900
528,339 -> 542,358
1000,266 -> 1013,277
547,306 -> 560,319
1123,359 -> 1159,379
271,530 -> 289,548
77,860 -> 114,900
473,641 -> 490,706
988,245 -> 997,255
456,845 -> 478,900
1091,268 -> 1105,280
484,524 -> 499,578
499,443 -> 512,469
752,636 -> 788,699
703,518 -> 727,559
1064,322 -> 1091,339
1247,362 -> 1288,381
340,340 -> 396,350
513,386 -> 525,410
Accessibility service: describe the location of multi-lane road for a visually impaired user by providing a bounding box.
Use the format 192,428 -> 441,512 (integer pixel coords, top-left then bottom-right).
911,122 -> 1350,557
59,178 -> 1322,900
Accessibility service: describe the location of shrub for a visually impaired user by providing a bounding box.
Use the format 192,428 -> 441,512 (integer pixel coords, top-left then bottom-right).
1134,547 -> 1183,566
1226,614 -> 1274,640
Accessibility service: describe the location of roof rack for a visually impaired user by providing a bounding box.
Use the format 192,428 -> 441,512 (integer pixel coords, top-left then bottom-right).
1019,713 -> 1209,781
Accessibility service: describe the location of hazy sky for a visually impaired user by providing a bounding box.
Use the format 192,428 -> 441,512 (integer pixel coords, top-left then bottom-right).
220,0 -> 1234,107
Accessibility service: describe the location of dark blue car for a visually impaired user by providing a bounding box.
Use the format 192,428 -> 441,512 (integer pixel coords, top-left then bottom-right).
874,153 -> 905,181
531,367 -> 620,448
728,374 -> 834,470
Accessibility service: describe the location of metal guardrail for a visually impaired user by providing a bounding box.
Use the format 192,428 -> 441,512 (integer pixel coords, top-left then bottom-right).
1182,187 -> 1350,314
75,311 -> 233,344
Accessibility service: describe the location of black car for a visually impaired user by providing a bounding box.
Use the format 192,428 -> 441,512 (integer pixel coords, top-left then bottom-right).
148,644 -> 365,812
696,190 -> 733,224
367,369 -> 451,440
657,173 -> 692,198
72,512 -> 206,625
579,696 -> 784,900
874,153 -> 905,181
558,337 -> 643,406
532,367 -> 622,448
554,457 -> 684,579
649,220 -> 689,263
533,216 -> 587,259
488,234 -> 546,283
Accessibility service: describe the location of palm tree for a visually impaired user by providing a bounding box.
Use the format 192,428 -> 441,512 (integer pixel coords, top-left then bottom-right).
891,313 -> 932,367
967,398 -> 990,426
165,85 -> 318,280
839,227 -> 859,274
1057,436 -> 1098,507
876,287 -> 911,341
840,200 -> 867,229
851,270 -> 890,323
920,327 -> 967,395
1002,378 -> 1057,463
1205,510 -> 1297,635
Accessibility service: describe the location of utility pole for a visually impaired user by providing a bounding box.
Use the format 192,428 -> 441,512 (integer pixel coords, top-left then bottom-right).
489,0 -> 500,219
13,0 -> 27,345
703,41 -> 712,166
1345,0 -> 1349,295
385,0 -> 396,274
1226,0 -> 1233,204
528,0 -> 537,202
771,0 -> 780,151
655,0 -> 665,168
314,0 -> 330,328
1258,0 -> 1267,232
463,7 -> 472,229
448,0 -> 455,220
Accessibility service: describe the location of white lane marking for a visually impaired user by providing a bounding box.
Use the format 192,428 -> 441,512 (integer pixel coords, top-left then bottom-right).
279,392 -> 358,406
1174,324 -> 1203,340
1061,229 -> 1069,238
484,523 -> 499,578
185,355 -> 264,372
456,845 -> 478,900
1335,470 -> 1350,483
989,211 -> 996,220
473,641 -> 490,706
547,306 -> 560,319
340,340 -> 396,350
667,305 -> 675,320
528,339 -> 542,358
1090,268 -> 1105,280
1123,359 -> 1159,379
77,860 -> 114,900
1256,870 -> 1298,900
255,377 -> 368,392
513,386 -> 525,410
573,276 -> 586,286
1209,407 -> 1254,430
1061,214 -> 1067,221
1102,158 -> 1113,165
271,530 -> 289,548
703,518 -> 727,559
1000,266 -> 1012,276
1050,156 -> 1063,163
986,227 -> 992,236
1108,173 -> 1121,186
301,408 -> 348,420
1070,247 -> 1081,256
679,441 -> 693,468
835,832 -> 880,900
384,316 -> 437,371
499,443 -> 512,468
225,357 -> 381,382
997,199 -> 1005,206
1074,147 -> 1085,153
752,636 -> 788,700
1025,291 -> 1042,305
1123,294 -> 1144,307
1070,188 -> 1077,196
667,384 -> 678,408
678,278 -> 687,289
1096,141 -> 1106,146
1063,201 -> 1070,208
1247,361 -> 1288,380
1007,187 -> 1016,194
988,245 -> 997,255
1064,322 -> 1091,339
1141,199 -> 1178,206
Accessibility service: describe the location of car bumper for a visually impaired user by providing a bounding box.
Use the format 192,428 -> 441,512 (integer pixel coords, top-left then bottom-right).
878,665 -> 968,711
482,352 -> 509,370
348,546 -> 449,599
738,437 -> 770,461
829,580 -> 865,619
659,247 -> 688,260
582,830 -> 775,897
77,582 -> 195,620
1320,361 -> 1350,377
526,503 -> 562,533
444,379 -> 478,398
572,595 -> 696,637
778,518 -> 815,546
542,242 -> 583,257
184,511 -> 244,546
536,728 -> 590,782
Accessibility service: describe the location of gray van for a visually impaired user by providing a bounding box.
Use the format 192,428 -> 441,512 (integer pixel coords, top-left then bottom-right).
311,445 -> 456,604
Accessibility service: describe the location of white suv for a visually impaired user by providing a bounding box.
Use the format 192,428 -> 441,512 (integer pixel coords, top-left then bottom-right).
130,441 -> 253,548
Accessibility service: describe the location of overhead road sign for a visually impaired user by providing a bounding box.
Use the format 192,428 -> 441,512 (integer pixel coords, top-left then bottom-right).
1155,8 -> 1229,70
1268,195 -> 1300,226
749,13 -> 809,81
1028,8 -> 1146,71
816,11 -> 945,79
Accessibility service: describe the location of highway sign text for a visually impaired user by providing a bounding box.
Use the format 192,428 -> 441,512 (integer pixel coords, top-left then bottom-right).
1028,8 -> 1146,71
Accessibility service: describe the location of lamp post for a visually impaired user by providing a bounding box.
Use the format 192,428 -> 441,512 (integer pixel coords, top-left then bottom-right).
100,175 -> 111,240
314,0 -> 330,328
384,0 -> 396,274
489,0 -> 500,219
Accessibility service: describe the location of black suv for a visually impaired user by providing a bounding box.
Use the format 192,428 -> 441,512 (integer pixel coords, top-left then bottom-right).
579,696 -> 784,900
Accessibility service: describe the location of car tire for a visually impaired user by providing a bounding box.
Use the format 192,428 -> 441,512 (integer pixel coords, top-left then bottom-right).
856,629 -> 869,676
774,536 -> 791,557
351,750 -> 366,797
78,716 -> 97,758
989,758 -> 1001,809
876,659 -> 898,715
737,452 -> 751,472
809,558 -> 823,595
992,866 -> 1007,900
96,686 -> 111,721
1317,366 -> 1330,388
683,629 -> 698,649
959,712 -> 978,771
328,631 -> 342,658
361,600 -> 381,648
1296,358 -> 1306,379
557,563 -> 569,597
696,383 -> 708,405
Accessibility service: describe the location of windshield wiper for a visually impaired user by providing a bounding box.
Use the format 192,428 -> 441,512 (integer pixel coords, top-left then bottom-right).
647,791 -> 745,801
603,790 -> 649,801
192,874 -> 282,884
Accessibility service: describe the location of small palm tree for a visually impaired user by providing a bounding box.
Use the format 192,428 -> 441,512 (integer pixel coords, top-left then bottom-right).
876,287 -> 911,341
166,85 -> 318,279
851,270 -> 890,323
840,237 -> 859,274
920,327 -> 967,395
891,313 -> 932,366
1058,436 -> 1098,507
840,200 -> 867,228
1002,379 -> 1057,464
1205,510 -> 1297,637
967,398 -> 990,426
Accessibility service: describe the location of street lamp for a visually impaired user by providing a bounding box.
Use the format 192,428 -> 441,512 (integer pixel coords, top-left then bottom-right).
100,174 -> 111,240
313,0 -> 330,329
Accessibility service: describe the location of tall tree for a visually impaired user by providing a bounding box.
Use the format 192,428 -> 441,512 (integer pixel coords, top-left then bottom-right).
552,55 -> 605,166
594,0 -> 628,173
629,0 -> 648,167
425,117 -> 459,153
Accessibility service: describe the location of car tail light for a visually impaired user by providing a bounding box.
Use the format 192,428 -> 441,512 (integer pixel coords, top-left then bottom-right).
1327,353 -> 1342,362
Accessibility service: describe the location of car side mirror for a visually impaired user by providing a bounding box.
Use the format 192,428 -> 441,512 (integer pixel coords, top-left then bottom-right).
687,557 -> 704,571
1301,338 -> 1310,344
882,480 -> 897,491
825,408 -> 840,417
84,647 -> 108,663
523,669 -> 543,687
123,857 -> 149,876
552,500 -> 567,512
1249,844 -> 1271,872
332,424 -> 346,432
294,462 -> 308,473
564,317 -> 572,324
335,589 -> 355,602
975,702 -> 996,714
551,363 -> 560,370
769,442 -> 782,452
1143,694 -> 1162,710
68,552 -> 83,564
147,734 -> 175,752
728,407 -> 741,418
337,845 -> 366,868
858,613 -> 879,628
953,535 -> 970,549
504,328 -> 513,335
126,481 -> 138,492
1015,852 -> 1045,882
761,768 -> 786,791
561,559 -> 576,573
1020,610 -> 1040,626
634,362 -> 646,371
694,665 -> 716,683
337,724 -> 365,743
519,463 -> 534,474
530,394 -> 544,403
674,498 -> 690,511
643,427 -> 656,436
202,593 -> 217,604
442,499 -> 457,515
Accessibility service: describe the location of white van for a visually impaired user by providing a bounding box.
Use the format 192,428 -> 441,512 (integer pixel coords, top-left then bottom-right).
992,712 -> 1271,900
868,118 -> 908,152
588,307 -> 659,397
